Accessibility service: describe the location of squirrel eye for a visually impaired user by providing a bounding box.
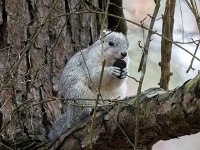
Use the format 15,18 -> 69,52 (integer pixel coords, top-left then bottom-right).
108,41 -> 114,46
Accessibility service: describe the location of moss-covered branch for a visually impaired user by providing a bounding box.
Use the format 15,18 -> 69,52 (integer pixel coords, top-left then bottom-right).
31,74 -> 200,150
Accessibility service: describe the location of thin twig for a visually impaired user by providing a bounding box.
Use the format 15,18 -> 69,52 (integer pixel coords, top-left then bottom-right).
186,39 -> 200,73
179,0 -> 185,42
127,75 -> 140,82
38,10 -> 200,61
90,0 -> 110,149
90,59 -> 106,150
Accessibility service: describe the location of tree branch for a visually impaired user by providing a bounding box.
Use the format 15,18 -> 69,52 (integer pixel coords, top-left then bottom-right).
31,73 -> 200,150
159,0 -> 176,90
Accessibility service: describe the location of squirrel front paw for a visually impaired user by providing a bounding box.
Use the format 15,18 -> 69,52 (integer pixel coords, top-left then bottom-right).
109,66 -> 127,79
112,59 -> 127,79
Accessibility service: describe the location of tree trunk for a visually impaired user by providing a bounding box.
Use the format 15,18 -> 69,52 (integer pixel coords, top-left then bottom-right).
0,0 -> 126,149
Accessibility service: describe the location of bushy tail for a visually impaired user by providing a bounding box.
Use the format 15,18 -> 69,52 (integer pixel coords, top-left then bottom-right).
48,104 -> 92,140
48,112 -> 71,140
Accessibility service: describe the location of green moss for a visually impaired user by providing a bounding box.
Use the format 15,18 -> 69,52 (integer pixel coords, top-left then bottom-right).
185,74 -> 200,91
145,100 -> 156,115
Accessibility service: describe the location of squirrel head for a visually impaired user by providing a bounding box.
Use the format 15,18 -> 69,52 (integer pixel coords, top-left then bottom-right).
99,30 -> 129,63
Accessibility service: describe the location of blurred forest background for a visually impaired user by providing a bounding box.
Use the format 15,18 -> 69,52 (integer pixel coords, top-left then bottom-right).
125,0 -> 200,94
0,0 -> 200,149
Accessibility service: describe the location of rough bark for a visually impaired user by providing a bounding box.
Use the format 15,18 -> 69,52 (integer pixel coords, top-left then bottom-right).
159,0 -> 176,90
0,0 -> 127,149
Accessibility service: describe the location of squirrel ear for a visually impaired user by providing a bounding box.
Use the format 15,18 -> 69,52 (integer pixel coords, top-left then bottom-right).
102,29 -> 111,35
99,29 -> 111,40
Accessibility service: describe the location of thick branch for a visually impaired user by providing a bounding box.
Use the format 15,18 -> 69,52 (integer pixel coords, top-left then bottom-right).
32,74 -> 200,150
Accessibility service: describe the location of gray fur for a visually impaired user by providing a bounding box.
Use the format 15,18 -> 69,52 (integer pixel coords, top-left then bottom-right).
48,31 -> 129,140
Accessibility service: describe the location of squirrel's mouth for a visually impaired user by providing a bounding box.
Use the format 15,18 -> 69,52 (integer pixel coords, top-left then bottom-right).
117,56 -> 126,60
114,54 -> 127,61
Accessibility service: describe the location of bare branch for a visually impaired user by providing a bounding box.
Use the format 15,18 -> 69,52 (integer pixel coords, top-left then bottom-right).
159,0 -> 176,90
186,39 -> 200,73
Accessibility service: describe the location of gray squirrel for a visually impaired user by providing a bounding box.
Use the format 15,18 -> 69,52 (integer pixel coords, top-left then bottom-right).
48,30 -> 129,140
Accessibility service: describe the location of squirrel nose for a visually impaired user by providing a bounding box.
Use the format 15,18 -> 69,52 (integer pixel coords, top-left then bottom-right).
121,52 -> 127,57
